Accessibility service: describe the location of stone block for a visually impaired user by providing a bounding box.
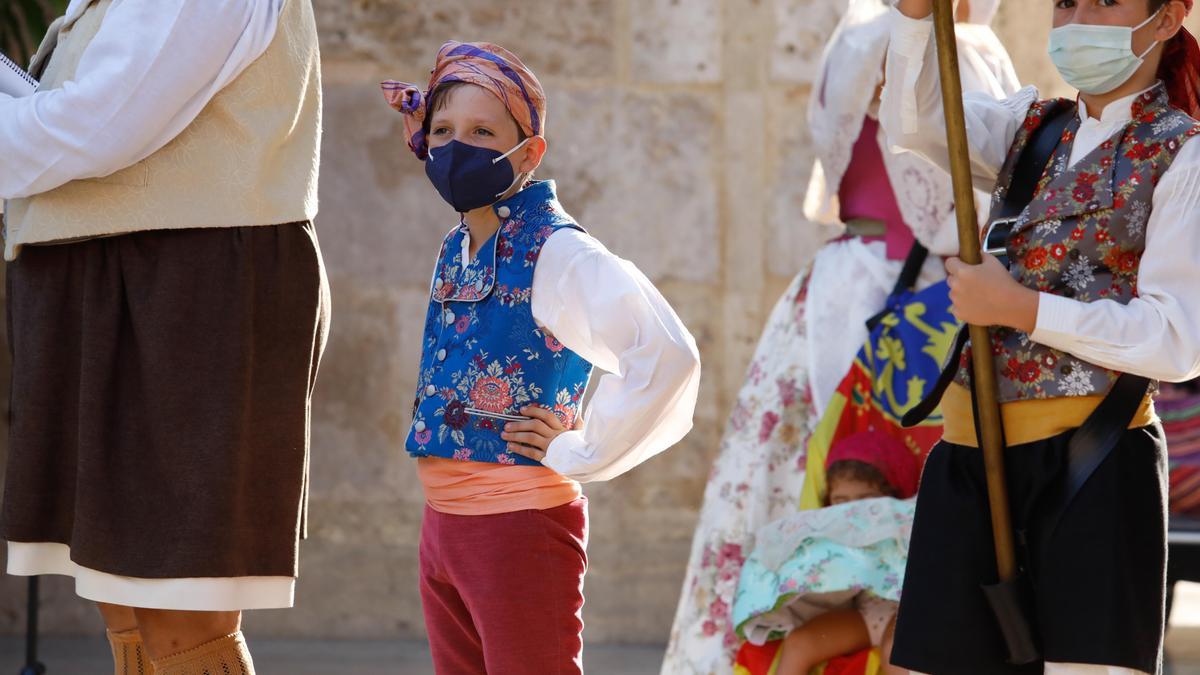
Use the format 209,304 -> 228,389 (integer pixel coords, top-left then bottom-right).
542,89 -> 721,284
0,572 -> 99,636
314,0 -> 616,79
764,84 -> 832,280
769,0 -> 845,84
244,500 -> 423,639
992,1 -> 1068,97
632,0 -> 722,83
318,82 -> 454,289
307,278 -> 430,503
582,496 -> 707,642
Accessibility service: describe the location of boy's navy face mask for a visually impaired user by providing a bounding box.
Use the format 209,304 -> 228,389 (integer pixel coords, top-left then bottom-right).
424,138 -> 528,213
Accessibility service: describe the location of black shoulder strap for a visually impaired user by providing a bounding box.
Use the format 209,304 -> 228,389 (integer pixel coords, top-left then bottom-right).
892,241 -> 930,296
900,329 -> 968,427
996,104 -> 1075,220
864,241 -> 930,332
1064,374 -> 1150,493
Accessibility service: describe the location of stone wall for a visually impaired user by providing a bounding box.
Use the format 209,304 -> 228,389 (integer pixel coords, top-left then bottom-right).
2,0 -> 1196,646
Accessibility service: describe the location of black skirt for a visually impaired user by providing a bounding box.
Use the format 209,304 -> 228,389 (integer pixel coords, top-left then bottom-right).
1,222 -> 330,580
891,424 -> 1168,674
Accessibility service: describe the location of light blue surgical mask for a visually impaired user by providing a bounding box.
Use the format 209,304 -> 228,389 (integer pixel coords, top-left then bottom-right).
1048,8 -> 1163,95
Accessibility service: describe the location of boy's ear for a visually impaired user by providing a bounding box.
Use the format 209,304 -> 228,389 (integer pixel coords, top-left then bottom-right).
517,136 -> 548,175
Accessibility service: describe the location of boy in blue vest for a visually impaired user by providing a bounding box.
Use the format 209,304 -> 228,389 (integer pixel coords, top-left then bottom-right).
381,42 -> 701,674
880,0 -> 1200,673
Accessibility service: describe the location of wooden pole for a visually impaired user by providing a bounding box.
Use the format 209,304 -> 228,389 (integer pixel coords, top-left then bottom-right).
931,0 -> 1018,582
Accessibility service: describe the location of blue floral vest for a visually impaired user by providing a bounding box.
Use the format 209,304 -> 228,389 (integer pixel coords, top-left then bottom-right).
406,181 -> 594,466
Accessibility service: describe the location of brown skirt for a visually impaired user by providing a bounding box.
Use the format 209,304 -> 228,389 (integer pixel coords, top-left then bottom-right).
1,222 -> 330,580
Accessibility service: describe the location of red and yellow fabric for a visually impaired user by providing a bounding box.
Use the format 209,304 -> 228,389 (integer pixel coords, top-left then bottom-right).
799,282 -> 957,509
734,640 -> 883,675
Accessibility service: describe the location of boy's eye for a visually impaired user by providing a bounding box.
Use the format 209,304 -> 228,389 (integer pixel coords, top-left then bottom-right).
475,128 -> 494,137
1055,0 -> 1075,8
431,126 -> 450,136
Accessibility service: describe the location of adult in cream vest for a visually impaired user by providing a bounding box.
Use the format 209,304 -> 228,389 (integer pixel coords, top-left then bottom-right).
0,1 -> 328,673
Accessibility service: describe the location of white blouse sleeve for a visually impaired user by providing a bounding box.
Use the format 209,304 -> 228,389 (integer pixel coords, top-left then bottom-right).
883,22 -> 1021,257
0,0 -> 281,199
1030,138 -> 1200,382
531,229 -> 702,483
879,7 -> 1038,195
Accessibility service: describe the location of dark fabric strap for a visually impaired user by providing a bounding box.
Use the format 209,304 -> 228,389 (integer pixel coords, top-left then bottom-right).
865,241 -> 931,332
892,241 -> 930,296
900,328 -> 969,428
1038,373 -> 1151,588
1062,373 -> 1151,507
997,105 -> 1075,221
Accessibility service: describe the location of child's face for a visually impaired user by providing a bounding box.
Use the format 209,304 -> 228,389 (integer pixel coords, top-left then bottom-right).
427,84 -> 524,155
828,477 -> 889,506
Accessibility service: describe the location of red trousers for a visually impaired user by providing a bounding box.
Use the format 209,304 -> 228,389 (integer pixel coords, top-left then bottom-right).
419,498 -> 589,674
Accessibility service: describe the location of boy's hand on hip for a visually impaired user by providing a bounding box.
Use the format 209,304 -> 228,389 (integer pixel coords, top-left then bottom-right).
502,406 -> 580,463
945,254 -> 1039,334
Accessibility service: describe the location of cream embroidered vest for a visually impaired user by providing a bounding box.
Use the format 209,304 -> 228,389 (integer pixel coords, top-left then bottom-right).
3,0 -> 321,260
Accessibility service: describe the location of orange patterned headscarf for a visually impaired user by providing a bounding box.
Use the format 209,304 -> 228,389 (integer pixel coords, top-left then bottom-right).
382,41 -> 546,160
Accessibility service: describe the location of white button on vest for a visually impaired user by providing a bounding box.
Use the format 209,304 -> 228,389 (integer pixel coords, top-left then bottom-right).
425,384 -> 437,396
437,349 -> 447,361
475,279 -> 485,292
434,278 -> 444,289
444,310 -> 455,324
414,421 -> 426,433
497,206 -> 511,218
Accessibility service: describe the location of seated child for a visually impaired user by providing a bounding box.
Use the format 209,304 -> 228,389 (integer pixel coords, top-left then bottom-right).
381,42 -> 701,675
732,431 -> 920,675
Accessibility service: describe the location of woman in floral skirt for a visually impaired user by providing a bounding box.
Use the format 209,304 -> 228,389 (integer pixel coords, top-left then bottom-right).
660,1 -> 1017,671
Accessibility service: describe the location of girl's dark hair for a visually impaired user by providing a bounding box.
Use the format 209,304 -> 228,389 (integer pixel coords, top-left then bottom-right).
825,459 -> 898,506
